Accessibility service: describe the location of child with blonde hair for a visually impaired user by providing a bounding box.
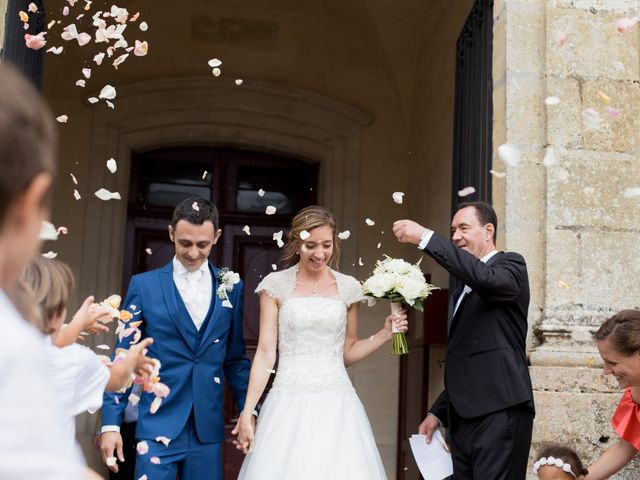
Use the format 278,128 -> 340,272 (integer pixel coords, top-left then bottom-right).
20,256 -> 155,449
533,444 -> 589,479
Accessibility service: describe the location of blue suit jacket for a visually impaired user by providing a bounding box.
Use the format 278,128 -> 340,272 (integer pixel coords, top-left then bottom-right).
101,260 -> 250,443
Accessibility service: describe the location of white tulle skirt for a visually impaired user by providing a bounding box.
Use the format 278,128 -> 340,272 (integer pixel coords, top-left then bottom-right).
237,388 -> 387,480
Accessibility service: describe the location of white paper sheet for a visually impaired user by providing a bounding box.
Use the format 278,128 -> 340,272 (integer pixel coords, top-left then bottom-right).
408,431 -> 453,480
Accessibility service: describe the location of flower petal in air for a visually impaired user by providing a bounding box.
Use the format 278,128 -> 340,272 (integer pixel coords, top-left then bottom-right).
265,206 -> 276,215
73,189 -> 81,200
490,170 -> 506,178
242,225 -> 251,235
136,441 -> 149,455
76,32 -> 91,46
19,10 -> 29,22
75,79 -> 85,87
191,201 -> 199,211
94,52 -> 105,64
150,396 -> 162,414
338,230 -> 350,240
28,3 -> 37,13
497,143 -> 521,167
299,230 -> 310,240
457,186 -> 476,197
56,115 -> 69,123
133,40 -> 148,56
150,457 -> 161,465
208,58 -> 222,68
40,221 -> 59,241
42,251 -> 58,259
139,21 -> 148,31
392,192 -> 404,204
95,188 -> 121,201
145,248 -> 152,255
258,189 -> 265,196
544,96 -> 560,105
82,67 -> 92,78
214,377 -> 221,384
24,32 -> 47,50
212,68 -> 221,77
61,24 -> 78,41
156,436 -> 171,447
543,146 -> 556,167
88,97 -> 99,104
99,84 -> 116,100
365,218 -> 375,226
235,79 -> 244,85
106,158 -> 117,173
106,457 -> 117,467
96,344 -> 110,350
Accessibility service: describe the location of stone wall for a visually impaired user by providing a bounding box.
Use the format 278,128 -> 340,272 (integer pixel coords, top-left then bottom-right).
0,0 -> 8,54
494,0 -> 640,477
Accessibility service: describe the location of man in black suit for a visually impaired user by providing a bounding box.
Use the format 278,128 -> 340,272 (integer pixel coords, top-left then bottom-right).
393,201 -> 534,480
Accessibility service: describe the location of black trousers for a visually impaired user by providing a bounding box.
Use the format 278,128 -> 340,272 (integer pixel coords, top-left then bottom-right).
448,403 -> 534,480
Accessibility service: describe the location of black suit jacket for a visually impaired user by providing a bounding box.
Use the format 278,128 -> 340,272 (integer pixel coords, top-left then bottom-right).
425,233 -> 534,424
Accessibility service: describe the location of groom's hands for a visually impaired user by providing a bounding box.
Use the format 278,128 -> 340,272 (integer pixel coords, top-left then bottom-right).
232,411 -> 257,454
100,431 -> 124,473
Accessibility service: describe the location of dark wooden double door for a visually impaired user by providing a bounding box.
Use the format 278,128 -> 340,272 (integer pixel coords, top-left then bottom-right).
122,146 -> 317,478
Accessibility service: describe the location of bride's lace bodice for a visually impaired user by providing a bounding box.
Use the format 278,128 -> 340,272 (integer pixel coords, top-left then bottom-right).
255,265 -> 364,392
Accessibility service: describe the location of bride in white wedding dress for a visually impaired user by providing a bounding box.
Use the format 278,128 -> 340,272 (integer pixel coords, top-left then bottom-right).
233,206 -> 408,480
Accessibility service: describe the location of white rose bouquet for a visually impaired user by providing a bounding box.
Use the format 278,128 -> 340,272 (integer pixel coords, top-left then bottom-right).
362,256 -> 438,355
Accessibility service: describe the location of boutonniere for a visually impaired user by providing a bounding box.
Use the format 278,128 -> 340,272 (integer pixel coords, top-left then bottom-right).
217,268 -> 240,308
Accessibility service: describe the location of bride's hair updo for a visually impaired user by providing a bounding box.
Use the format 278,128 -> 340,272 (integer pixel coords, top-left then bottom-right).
281,205 -> 341,269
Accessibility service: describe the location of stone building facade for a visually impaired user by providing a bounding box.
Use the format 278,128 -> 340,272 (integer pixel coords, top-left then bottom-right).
1,0 -> 639,478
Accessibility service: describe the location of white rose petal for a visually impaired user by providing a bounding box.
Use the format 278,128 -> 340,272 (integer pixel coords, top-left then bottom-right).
392,192 -> 404,204
235,79 -> 243,85
56,115 -> 68,123
265,205 -> 276,215
106,158 -> 117,173
106,456 -> 117,467
95,188 -> 121,201
155,436 -> 171,447
212,67 -> 221,77
544,96 -> 560,105
497,143 -> 521,167
258,189 -> 265,197
40,221 -> 59,241
139,21 -> 148,31
358,257 -> 364,266
88,97 -> 99,104
73,189 -> 81,200
242,225 -> 251,235
42,251 -> 58,259
150,457 -> 160,465
214,377 -> 221,384
543,146 -> 556,167
377,242 -> 381,249
82,67 -> 92,78
192,202 -> 199,211
145,248 -> 152,255
490,169 -> 506,178
271,264 -> 277,271
93,52 -> 105,65
208,58 -> 222,67
46,46 -> 64,54
136,441 -> 149,455
458,186 -> 476,197
95,344 -> 110,350
338,230 -> 350,240
75,79 -> 86,87
99,84 -> 116,100
365,218 -> 375,226
150,396 -> 162,414
299,230 -> 310,240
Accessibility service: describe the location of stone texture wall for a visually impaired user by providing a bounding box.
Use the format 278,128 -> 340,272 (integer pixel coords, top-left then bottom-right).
494,0 -> 640,477
0,0 -> 7,54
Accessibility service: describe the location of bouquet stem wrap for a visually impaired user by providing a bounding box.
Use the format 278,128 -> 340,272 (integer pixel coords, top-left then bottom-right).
390,301 -> 409,355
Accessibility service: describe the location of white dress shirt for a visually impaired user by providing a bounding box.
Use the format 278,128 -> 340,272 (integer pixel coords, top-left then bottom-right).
172,256 -> 213,331
0,290 -> 86,479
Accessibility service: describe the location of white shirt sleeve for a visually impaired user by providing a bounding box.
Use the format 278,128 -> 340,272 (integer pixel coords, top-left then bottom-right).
418,228 -> 435,250
73,346 -> 110,415
101,425 -> 121,434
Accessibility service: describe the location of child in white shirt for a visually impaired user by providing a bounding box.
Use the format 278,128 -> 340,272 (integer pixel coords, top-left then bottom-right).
20,256 -> 155,450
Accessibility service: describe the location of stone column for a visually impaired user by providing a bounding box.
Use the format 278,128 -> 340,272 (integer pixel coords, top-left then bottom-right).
0,0 -> 8,54
494,0 -> 640,477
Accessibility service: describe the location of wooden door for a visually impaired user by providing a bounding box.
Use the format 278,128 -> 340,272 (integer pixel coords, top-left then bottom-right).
123,146 -> 317,478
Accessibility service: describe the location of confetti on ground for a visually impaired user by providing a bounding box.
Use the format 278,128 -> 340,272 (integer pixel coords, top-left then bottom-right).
145,248 -> 152,255
338,230 -> 350,240
392,192 -> 404,204
265,205 -> 276,215
56,115 -> 69,123
156,436 -> 171,447
136,441 -> 149,455
106,158 -> 117,173
365,218 -> 375,226
623,187 -> 640,198
42,251 -> 58,259
258,189 -> 265,197
458,186 -> 476,197
543,146 -> 556,167
497,143 -> 521,167
95,188 -> 121,201
300,230 -> 310,240
544,96 -> 560,105
242,225 -> 251,235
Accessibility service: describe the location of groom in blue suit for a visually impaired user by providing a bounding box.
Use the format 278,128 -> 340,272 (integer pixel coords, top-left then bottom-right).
100,197 -> 251,480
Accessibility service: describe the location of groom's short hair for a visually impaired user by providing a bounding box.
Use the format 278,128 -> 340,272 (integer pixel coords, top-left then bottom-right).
457,201 -> 498,243
0,64 -> 57,226
171,197 -> 220,230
